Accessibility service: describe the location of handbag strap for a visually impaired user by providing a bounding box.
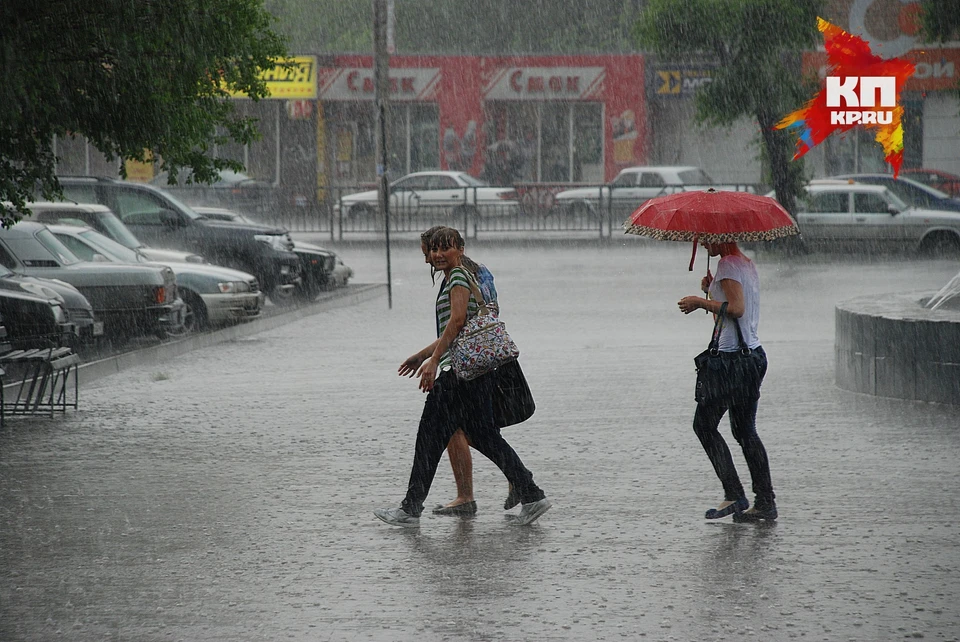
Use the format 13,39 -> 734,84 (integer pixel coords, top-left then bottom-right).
708,302 -> 728,351
463,272 -> 492,317
709,301 -> 750,353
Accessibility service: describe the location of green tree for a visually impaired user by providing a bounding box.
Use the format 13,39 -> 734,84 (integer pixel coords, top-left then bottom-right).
1,0 -> 287,227
634,0 -> 822,215
918,0 -> 960,43
266,0 -> 645,54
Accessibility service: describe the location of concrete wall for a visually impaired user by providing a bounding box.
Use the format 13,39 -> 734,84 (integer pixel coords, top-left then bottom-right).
836,293 -> 960,405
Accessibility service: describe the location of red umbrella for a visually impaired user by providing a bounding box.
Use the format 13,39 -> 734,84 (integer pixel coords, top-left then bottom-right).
623,188 -> 799,270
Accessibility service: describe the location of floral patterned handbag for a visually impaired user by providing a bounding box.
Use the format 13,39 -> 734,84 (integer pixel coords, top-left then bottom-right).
450,278 -> 520,381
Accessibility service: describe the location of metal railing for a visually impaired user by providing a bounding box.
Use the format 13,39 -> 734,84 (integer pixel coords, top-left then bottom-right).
247,182 -> 766,240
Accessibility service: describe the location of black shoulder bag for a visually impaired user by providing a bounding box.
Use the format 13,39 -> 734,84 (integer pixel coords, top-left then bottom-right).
693,302 -> 765,405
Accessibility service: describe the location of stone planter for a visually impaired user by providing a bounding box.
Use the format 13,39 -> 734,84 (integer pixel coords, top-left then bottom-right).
836,292 -> 960,405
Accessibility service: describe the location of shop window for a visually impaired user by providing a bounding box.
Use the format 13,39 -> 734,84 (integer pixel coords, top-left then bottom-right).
483,102 -> 602,184
541,103 -> 570,182
574,104 -> 603,182
388,104 -> 440,176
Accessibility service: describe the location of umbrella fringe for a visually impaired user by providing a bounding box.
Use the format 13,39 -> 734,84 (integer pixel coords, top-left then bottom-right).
623,224 -> 800,243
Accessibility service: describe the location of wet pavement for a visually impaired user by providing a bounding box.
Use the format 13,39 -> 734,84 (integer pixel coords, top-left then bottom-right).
2,239 -> 959,641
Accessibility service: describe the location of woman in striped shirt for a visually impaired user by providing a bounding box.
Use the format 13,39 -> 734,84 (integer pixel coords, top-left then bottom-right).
374,227 -> 551,527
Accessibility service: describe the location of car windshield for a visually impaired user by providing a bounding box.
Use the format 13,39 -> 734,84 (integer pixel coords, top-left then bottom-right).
458,174 -> 489,187
678,169 -> 714,184
34,228 -> 80,265
157,189 -> 203,220
885,190 -> 909,210
79,229 -> 140,262
97,210 -> 144,249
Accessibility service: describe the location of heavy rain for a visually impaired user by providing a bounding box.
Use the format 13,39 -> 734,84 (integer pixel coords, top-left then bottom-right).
2,1 -> 960,641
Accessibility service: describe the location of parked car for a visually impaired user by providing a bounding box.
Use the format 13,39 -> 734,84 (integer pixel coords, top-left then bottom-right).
789,180 -> 960,255
0,288 -> 77,351
0,221 -> 184,343
902,168 -> 960,198
828,173 -> 960,212
150,168 -> 277,217
553,165 -> 754,218
334,171 -> 521,220
53,177 -> 301,304
48,224 -> 262,335
192,206 -> 353,298
27,201 -> 206,264
0,264 -> 102,345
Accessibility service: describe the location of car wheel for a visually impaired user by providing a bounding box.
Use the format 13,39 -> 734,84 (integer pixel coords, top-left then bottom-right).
169,291 -> 207,336
920,232 -> 960,258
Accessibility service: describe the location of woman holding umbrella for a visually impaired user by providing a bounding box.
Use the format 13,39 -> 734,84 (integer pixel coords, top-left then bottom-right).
677,241 -> 777,522
624,188 -> 795,523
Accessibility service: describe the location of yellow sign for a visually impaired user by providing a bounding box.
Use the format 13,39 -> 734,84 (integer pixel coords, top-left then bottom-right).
231,56 -> 317,100
657,71 -> 681,95
124,151 -> 155,183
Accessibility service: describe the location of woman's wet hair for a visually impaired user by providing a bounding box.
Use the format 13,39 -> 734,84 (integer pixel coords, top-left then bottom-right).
428,226 -> 464,251
420,225 -> 445,246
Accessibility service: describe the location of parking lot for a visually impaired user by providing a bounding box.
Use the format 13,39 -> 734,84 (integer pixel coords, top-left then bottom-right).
2,239 -> 959,641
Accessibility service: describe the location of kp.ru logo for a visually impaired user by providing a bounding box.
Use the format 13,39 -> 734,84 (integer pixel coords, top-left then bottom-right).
826,76 -> 895,125
776,18 -> 915,175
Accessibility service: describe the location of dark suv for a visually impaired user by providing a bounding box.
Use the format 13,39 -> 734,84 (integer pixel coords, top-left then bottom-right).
56,177 -> 301,303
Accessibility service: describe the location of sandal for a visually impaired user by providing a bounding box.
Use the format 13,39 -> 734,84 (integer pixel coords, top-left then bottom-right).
432,501 -> 478,516
705,496 -> 748,519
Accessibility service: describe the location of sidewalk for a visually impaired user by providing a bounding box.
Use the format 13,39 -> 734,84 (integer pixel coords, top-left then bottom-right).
2,243 -> 958,641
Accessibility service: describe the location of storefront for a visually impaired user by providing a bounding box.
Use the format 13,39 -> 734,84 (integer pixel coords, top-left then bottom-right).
316,54 -> 647,192
803,0 -> 960,177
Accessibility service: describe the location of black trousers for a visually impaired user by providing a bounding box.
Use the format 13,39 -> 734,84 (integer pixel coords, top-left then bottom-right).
692,347 -> 775,507
401,370 -> 544,517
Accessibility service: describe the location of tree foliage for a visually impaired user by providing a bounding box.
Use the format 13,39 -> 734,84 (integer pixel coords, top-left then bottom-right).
634,0 -> 823,215
1,0 -> 287,227
918,0 -> 960,44
266,0 -> 645,54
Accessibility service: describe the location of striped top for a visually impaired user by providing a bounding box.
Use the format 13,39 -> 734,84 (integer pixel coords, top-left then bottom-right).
436,266 -> 480,370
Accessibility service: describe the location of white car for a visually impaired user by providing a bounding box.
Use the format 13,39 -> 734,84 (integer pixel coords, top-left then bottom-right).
788,180 -> 960,254
553,165 -> 752,217
48,224 -> 263,334
334,171 -> 521,219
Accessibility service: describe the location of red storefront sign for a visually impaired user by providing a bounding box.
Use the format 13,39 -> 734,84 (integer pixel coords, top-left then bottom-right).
318,55 -> 646,181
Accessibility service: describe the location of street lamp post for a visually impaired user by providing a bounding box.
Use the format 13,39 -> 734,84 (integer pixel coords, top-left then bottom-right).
373,0 -> 392,308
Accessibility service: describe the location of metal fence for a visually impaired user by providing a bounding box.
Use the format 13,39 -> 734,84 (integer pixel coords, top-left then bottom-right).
250,182 -> 767,240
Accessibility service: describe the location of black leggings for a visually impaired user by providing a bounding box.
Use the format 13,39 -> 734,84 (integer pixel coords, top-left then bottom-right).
401,370 -> 544,516
692,348 -> 775,506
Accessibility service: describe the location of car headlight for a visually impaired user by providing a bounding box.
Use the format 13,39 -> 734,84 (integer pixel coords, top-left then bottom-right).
19,282 -> 60,300
218,281 -> 249,293
254,233 -> 294,252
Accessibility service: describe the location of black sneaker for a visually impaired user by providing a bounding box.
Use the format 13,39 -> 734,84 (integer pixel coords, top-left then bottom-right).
504,485 -> 520,510
733,503 -> 778,523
